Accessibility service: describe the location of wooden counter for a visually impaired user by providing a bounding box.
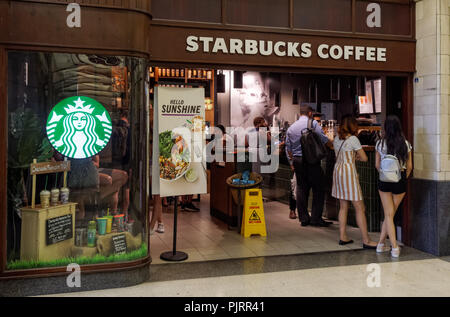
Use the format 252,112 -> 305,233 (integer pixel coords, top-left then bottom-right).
209,154 -> 252,226
20,203 -> 77,261
210,161 -> 235,225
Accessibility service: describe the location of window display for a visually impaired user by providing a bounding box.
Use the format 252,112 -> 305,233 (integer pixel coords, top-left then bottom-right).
6,52 -> 149,270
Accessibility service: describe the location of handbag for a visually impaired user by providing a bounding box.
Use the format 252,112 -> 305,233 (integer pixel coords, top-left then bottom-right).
336,137 -> 347,160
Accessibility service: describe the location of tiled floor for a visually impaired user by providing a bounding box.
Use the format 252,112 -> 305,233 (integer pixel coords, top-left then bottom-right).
150,194 -> 381,264
50,257 -> 450,297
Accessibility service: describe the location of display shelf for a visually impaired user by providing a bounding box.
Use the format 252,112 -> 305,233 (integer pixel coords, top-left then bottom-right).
186,77 -> 212,81
150,67 -> 216,125
158,76 -> 185,79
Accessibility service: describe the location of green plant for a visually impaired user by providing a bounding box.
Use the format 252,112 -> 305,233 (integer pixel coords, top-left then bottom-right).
6,243 -> 148,270
9,108 -> 53,168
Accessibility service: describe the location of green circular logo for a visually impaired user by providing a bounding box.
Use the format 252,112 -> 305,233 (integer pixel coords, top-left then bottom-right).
46,96 -> 112,159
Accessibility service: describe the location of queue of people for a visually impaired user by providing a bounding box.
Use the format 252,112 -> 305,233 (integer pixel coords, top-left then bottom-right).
286,105 -> 412,258
149,105 -> 412,259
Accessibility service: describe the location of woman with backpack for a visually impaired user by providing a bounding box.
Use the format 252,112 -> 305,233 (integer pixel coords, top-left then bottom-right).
332,115 -> 378,248
375,115 -> 413,258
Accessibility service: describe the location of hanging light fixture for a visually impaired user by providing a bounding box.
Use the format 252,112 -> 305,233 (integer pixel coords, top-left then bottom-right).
217,70 -> 225,93
292,89 -> 298,105
233,71 -> 243,89
275,92 -> 280,107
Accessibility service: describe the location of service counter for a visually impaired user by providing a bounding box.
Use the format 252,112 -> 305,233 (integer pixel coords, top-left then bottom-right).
209,151 -> 252,227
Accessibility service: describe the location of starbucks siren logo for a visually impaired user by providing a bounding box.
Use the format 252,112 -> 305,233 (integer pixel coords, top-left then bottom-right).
47,96 -> 112,159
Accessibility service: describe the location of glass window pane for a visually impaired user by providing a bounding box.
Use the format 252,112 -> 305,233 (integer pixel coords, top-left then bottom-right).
6,52 -> 148,270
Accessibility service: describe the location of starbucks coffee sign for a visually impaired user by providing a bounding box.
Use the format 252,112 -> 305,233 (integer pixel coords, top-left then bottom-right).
47,96 -> 112,159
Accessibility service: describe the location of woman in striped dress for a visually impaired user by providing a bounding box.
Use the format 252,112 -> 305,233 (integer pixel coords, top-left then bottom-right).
332,115 -> 377,248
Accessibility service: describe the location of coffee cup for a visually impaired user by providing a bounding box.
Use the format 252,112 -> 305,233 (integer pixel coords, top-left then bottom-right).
40,190 -> 50,208
60,187 -> 69,204
50,188 -> 60,206
97,217 -> 107,235
105,216 -> 113,234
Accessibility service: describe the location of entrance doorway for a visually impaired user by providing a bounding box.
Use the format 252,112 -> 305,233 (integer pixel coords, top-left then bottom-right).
148,66 -> 412,263
386,76 -> 413,245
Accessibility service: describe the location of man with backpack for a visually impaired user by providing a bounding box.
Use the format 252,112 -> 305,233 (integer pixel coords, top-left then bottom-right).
285,105 -> 333,227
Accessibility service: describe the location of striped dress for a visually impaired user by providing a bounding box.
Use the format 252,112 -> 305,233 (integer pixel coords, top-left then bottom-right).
332,136 -> 363,201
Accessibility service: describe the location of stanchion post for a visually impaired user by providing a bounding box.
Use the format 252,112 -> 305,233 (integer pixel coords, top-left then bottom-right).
160,196 -> 188,262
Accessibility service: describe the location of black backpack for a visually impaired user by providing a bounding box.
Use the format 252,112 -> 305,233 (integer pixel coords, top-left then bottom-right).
300,119 -> 327,164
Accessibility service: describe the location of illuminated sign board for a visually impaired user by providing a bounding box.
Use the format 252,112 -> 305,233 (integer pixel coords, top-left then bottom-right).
46,96 -> 112,159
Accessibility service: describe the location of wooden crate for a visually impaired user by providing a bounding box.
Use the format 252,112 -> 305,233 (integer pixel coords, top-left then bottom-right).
20,203 -> 77,262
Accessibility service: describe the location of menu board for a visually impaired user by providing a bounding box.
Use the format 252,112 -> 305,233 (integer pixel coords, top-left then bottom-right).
359,81 -> 374,114
112,234 -> 127,255
373,79 -> 382,113
46,214 -> 73,245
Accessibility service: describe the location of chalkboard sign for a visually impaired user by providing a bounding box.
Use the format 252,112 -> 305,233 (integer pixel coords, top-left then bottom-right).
112,234 -> 127,255
46,214 -> 73,245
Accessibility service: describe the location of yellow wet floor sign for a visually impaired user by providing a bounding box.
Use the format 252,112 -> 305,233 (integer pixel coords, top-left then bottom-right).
241,189 -> 267,238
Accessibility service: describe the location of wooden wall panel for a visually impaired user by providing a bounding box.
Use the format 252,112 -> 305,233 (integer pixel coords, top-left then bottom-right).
356,1 -> 411,36
0,1 -> 151,57
0,47 -> 6,273
150,25 -> 416,73
226,0 -> 289,28
23,0 -> 152,12
152,0 -> 221,23
293,0 -> 352,32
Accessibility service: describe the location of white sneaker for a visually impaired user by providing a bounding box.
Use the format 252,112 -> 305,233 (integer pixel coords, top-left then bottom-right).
156,222 -> 165,233
391,246 -> 401,258
376,243 -> 390,253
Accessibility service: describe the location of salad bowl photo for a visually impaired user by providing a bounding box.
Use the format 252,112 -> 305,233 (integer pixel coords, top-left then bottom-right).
159,130 -> 191,182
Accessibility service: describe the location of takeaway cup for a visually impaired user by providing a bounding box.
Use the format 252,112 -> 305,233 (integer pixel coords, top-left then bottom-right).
97,217 -> 107,235
40,190 -> 50,208
50,188 -> 60,206
105,216 -> 113,234
114,214 -> 125,232
60,187 -> 69,204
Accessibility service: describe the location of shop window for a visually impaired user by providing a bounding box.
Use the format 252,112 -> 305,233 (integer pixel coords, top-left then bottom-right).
6,52 -> 149,270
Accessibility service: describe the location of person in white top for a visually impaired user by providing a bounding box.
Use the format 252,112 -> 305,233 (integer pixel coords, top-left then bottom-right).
332,115 -> 377,249
375,115 -> 413,258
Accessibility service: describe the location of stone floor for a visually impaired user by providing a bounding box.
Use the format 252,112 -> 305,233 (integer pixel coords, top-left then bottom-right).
44,247 -> 450,297
41,194 -> 450,297
150,194 -> 381,264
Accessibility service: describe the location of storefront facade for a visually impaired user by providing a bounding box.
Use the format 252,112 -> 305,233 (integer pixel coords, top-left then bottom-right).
0,1 -> 152,296
149,0 -> 416,242
4,0 -> 450,297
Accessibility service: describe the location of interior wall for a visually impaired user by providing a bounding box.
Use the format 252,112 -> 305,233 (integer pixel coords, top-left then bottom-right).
217,70 -> 232,127
217,71 -> 384,127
